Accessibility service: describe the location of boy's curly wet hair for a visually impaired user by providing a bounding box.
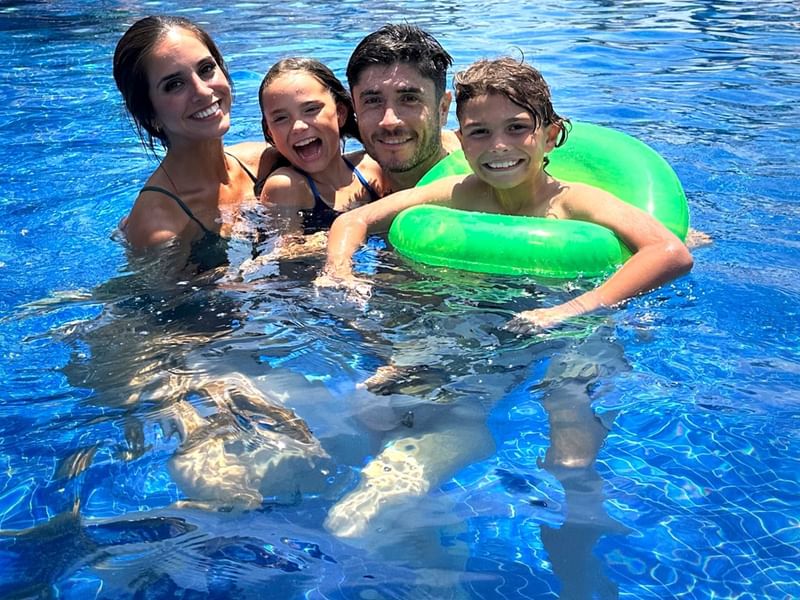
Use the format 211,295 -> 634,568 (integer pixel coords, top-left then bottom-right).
455,57 -> 570,158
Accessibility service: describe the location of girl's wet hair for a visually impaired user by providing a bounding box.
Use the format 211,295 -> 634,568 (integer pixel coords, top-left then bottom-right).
113,15 -> 232,155
258,58 -> 360,146
454,57 -> 570,165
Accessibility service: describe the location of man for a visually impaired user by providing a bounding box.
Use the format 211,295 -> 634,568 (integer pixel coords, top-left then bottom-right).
319,26 -> 495,546
346,24 -> 462,193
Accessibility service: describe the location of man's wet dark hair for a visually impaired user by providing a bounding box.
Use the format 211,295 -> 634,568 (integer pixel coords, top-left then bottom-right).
346,24 -> 453,100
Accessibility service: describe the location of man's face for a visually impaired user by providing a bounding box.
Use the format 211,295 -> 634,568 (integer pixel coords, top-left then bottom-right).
352,62 -> 449,187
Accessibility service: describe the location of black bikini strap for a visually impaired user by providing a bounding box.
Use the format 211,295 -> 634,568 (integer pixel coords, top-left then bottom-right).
139,186 -> 213,234
225,152 -> 258,183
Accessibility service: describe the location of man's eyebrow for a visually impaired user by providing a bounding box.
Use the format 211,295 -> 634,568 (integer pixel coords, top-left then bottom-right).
358,85 -> 425,99
396,85 -> 424,94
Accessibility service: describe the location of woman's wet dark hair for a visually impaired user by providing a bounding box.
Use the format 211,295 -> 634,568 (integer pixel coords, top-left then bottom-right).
346,24 -> 453,101
454,57 -> 570,166
258,57 -> 360,147
113,15 -> 232,154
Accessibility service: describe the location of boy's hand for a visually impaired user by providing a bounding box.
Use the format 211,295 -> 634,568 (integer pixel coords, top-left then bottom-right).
503,307 -> 570,334
314,272 -> 373,302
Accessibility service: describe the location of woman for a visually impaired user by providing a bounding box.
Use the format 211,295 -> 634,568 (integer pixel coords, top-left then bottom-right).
114,15 -> 272,274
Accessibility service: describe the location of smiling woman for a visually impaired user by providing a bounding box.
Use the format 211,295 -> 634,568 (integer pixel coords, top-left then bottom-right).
113,15 -> 269,275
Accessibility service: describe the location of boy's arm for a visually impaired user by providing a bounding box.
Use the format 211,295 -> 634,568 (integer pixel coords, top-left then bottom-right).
507,186 -> 693,332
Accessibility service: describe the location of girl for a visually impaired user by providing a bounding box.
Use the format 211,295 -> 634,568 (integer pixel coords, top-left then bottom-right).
319,57 -> 693,332
114,16 -> 271,275
257,57 -> 386,232
236,58 -> 387,274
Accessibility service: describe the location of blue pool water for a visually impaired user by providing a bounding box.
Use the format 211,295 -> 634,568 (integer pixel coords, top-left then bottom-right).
1,1 -> 799,598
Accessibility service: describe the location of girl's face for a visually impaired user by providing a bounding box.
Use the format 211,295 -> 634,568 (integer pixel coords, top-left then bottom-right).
261,71 -> 347,174
457,92 -> 558,189
147,28 -> 232,145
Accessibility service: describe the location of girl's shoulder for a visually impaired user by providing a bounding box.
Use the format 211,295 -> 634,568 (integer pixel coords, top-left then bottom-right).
344,150 -> 390,197
344,149 -> 380,174
261,166 -> 314,208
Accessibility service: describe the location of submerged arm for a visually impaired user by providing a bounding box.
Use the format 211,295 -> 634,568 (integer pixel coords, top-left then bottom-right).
507,187 -> 693,332
320,176 -> 466,284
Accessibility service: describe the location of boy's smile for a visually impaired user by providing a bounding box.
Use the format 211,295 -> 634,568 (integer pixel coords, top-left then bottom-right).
457,92 -> 556,189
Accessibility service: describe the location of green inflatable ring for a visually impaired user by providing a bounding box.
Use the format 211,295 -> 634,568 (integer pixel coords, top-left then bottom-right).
387,122 -> 689,279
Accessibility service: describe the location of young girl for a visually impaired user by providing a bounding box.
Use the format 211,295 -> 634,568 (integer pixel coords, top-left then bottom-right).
257,57 -> 386,231
319,57 -> 694,331
237,58 -> 387,274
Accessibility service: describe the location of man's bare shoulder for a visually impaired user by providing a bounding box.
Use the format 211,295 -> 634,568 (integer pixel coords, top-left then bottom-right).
442,129 -> 461,154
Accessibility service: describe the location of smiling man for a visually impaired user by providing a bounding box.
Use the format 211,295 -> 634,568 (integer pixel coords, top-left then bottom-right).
346,24 -> 462,192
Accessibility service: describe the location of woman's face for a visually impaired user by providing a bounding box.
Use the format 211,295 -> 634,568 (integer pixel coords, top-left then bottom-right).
261,71 -> 347,174
146,27 -> 232,145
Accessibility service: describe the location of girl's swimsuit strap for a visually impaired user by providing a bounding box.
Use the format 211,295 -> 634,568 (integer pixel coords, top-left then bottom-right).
343,156 -> 381,201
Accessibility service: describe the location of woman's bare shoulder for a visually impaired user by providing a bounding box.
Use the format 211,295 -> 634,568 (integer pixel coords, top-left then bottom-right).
227,141 -> 278,176
125,188 -> 187,249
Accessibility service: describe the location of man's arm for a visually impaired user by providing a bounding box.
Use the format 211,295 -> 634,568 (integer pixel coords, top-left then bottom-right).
321,176 -> 466,282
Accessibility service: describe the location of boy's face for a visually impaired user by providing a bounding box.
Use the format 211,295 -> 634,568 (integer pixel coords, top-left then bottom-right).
352,62 -> 450,188
456,93 -> 558,189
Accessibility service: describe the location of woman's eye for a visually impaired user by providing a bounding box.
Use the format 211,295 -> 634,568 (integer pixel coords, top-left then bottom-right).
163,79 -> 183,93
199,62 -> 216,77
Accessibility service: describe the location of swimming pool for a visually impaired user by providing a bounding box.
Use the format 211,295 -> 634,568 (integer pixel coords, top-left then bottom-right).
1,1 -> 798,598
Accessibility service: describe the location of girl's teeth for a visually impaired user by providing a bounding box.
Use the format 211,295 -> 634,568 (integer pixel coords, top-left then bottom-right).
295,138 -> 317,147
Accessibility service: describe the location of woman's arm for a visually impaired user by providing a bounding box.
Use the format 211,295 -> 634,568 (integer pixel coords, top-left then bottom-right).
124,192 -> 186,251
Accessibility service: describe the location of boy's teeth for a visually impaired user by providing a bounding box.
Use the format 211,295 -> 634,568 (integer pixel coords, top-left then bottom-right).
488,159 -> 519,169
